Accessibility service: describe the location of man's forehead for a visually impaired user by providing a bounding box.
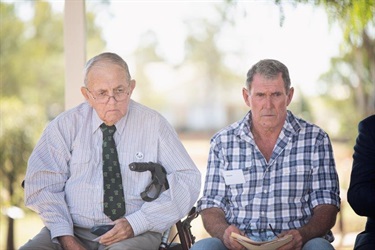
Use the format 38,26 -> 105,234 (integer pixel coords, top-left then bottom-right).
252,75 -> 284,87
87,64 -> 128,87
88,62 -> 124,73
249,80 -> 286,96
94,85 -> 126,91
253,72 -> 282,81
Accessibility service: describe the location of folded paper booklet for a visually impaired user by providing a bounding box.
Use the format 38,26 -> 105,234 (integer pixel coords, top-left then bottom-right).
231,232 -> 292,250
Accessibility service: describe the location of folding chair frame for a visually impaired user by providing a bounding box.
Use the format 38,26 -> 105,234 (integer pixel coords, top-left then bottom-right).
159,207 -> 199,250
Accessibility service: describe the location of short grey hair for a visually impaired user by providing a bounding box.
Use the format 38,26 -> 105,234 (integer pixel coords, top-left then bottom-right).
83,52 -> 131,86
245,59 -> 291,92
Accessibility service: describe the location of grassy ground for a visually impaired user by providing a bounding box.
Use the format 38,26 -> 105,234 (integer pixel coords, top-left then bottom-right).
0,137 -> 364,249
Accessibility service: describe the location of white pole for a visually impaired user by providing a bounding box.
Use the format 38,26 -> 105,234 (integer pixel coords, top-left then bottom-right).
64,0 -> 86,110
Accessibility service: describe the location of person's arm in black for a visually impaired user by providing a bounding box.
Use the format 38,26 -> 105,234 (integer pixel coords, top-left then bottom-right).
348,115 -> 375,218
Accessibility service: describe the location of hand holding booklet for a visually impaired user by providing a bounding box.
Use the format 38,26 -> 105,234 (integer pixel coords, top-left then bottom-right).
231,232 -> 292,250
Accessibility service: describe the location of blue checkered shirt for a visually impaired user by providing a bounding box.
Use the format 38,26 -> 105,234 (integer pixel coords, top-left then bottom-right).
197,111 -> 340,241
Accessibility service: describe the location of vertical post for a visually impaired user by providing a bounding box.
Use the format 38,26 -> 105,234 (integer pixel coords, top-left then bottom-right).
64,0 -> 86,110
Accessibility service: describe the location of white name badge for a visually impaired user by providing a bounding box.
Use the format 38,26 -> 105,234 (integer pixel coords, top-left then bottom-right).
222,169 -> 245,185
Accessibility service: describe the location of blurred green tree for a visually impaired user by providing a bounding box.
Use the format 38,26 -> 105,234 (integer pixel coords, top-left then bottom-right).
1,1 -> 65,117
319,31 -> 374,140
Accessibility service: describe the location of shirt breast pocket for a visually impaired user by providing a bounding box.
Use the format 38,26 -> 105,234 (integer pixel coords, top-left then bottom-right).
69,149 -> 92,177
280,165 -> 311,181
226,168 -> 255,207
278,165 -> 312,203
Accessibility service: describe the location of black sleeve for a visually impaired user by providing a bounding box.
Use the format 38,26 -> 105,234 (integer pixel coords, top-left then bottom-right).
347,115 -> 375,218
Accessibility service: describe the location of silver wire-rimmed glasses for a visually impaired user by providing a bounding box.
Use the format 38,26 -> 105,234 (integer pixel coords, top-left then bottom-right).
85,87 -> 129,103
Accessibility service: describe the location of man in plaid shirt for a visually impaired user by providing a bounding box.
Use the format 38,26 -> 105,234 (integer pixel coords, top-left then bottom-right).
191,59 -> 340,250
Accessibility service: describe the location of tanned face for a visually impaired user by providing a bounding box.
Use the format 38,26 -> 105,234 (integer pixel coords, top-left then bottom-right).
242,73 -> 294,133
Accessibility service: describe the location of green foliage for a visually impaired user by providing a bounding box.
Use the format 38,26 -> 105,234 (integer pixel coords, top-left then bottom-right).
0,1 -> 65,117
0,97 -> 47,206
319,30 -> 375,140
320,0 -> 375,44
273,0 -> 375,41
0,3 -> 26,97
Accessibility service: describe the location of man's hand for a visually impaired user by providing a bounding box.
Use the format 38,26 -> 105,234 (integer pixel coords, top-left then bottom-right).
277,230 -> 302,250
200,207 -> 245,249
222,225 -> 246,250
99,218 -> 134,246
277,204 -> 338,250
58,235 -> 87,250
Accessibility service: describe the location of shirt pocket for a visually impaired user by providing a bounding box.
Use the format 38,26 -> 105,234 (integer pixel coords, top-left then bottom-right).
225,167 -> 256,208
65,168 -> 97,210
70,149 -> 91,164
277,165 -> 312,204
69,149 -> 92,178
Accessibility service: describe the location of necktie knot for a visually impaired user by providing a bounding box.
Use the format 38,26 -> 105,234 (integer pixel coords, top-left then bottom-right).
100,123 -> 116,136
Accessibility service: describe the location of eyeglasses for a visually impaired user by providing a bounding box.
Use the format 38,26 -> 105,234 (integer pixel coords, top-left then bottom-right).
85,87 -> 129,104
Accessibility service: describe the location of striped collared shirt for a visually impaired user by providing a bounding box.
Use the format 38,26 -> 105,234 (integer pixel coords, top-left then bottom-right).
197,110 -> 340,241
25,100 -> 201,239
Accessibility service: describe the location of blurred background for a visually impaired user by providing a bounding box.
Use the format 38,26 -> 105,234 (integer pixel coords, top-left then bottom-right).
0,0 -> 374,249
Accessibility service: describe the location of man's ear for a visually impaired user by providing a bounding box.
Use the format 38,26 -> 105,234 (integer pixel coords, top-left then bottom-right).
81,87 -> 89,101
128,79 -> 136,95
242,87 -> 251,107
286,87 -> 294,106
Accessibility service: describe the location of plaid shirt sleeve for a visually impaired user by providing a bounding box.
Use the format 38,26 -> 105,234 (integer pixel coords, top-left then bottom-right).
310,132 -> 340,209
197,136 -> 228,211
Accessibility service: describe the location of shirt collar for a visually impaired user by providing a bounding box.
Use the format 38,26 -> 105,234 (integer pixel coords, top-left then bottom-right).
284,110 -> 302,135
236,110 -> 301,140
235,111 -> 252,142
91,109 -> 103,134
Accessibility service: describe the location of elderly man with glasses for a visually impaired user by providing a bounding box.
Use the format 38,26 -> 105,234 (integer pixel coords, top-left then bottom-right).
20,52 -> 201,250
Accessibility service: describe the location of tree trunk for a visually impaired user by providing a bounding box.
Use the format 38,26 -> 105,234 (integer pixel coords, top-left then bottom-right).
6,216 -> 15,250
6,174 -> 15,250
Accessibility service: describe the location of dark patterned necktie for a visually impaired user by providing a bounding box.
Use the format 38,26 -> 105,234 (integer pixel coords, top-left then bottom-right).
100,123 -> 125,221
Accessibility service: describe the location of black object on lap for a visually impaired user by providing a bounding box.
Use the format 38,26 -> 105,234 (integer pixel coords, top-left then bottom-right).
90,224 -> 115,236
